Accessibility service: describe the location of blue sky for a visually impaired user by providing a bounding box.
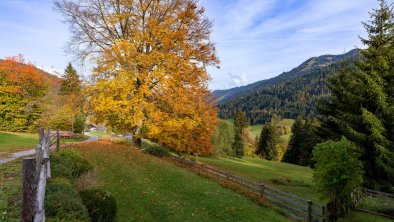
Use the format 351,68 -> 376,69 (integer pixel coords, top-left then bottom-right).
0,0 -> 379,90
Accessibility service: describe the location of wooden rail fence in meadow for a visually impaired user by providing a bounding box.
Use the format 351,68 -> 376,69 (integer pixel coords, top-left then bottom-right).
21,128 -> 60,222
363,188 -> 394,199
171,156 -> 327,222
354,188 -> 394,219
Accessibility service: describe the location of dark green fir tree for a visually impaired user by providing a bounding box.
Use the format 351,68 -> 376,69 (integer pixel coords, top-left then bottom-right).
318,0 -> 394,189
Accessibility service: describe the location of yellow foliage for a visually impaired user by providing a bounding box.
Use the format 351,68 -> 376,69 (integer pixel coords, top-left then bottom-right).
76,0 -> 219,154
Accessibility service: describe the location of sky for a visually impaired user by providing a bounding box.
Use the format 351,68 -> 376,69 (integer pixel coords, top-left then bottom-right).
0,0 -> 379,90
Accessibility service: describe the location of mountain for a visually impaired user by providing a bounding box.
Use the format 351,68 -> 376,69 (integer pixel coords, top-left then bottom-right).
214,49 -> 360,124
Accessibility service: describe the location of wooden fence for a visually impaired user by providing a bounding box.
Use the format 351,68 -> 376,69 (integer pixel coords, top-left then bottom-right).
21,128 -> 60,222
363,188 -> 394,199
354,188 -> 394,219
171,156 -> 327,222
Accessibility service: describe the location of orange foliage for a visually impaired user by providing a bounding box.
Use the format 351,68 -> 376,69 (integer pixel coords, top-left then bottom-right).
0,54 -> 47,98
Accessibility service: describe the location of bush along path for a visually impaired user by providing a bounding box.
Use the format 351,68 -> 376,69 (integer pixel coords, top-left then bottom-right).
45,148 -> 117,221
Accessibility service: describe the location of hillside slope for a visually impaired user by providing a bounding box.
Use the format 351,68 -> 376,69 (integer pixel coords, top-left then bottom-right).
214,49 -> 359,124
74,141 -> 290,222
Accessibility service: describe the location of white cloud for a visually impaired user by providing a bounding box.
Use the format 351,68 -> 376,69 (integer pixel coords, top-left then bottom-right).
227,72 -> 248,88
200,0 -> 379,90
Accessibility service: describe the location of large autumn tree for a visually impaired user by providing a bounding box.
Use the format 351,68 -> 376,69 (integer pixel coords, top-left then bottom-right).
55,0 -> 219,154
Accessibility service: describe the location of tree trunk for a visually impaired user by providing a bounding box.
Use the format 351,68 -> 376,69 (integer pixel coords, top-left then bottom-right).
132,126 -> 142,147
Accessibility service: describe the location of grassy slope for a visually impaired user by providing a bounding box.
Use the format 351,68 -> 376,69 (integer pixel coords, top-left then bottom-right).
197,156 -> 392,222
199,156 -> 318,202
248,119 -> 295,139
0,159 -> 23,222
74,141 -> 291,222
0,132 -> 38,153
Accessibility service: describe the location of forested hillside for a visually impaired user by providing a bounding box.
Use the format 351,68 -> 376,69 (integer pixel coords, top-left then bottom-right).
0,56 -> 62,131
0,57 -> 85,133
214,49 -> 360,124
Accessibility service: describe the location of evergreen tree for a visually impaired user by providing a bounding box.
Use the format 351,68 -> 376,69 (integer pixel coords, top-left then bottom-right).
234,110 -> 248,131
59,63 -> 81,95
256,122 -> 279,160
233,129 -> 244,158
232,110 -> 248,158
58,63 -> 85,133
318,0 -> 394,189
282,117 -> 304,164
299,118 -> 320,166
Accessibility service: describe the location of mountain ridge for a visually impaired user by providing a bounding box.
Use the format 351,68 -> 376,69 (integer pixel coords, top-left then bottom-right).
213,49 -> 359,104
214,49 -> 360,124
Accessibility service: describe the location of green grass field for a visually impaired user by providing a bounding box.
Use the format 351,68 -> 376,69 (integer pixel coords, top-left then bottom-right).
196,156 -> 392,222
61,133 -> 90,143
88,131 -> 111,137
198,156 -> 318,202
248,119 -> 295,138
0,159 -> 23,222
74,141 -> 291,222
0,132 -> 38,153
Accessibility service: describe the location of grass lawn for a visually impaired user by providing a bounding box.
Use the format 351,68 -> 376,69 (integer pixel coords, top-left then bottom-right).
88,131 -> 111,137
61,133 -> 90,143
197,156 -> 392,222
0,159 -> 23,222
248,119 -> 295,138
0,132 -> 38,153
73,141 -> 291,222
198,156 -> 319,202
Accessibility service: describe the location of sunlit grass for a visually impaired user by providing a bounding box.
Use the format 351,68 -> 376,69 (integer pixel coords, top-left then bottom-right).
0,159 -> 23,222
197,156 -> 392,222
72,141 -> 291,222
0,132 -> 38,153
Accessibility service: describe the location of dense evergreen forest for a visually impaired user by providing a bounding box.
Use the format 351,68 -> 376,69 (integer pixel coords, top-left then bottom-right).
215,50 -> 360,124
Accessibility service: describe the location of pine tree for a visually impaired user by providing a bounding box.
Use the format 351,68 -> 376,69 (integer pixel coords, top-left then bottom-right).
59,63 -> 81,95
256,122 -> 279,160
232,110 -> 248,158
282,117 -> 304,164
233,129 -> 244,158
299,118 -> 320,166
318,0 -> 394,189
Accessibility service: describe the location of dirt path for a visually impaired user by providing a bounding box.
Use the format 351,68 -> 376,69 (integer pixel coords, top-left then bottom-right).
0,133 -> 99,165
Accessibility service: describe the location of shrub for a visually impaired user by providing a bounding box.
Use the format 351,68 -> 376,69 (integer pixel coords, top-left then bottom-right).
75,170 -> 100,192
80,189 -> 117,222
50,154 -> 73,179
45,179 -> 89,221
51,149 -> 93,179
312,137 -> 363,221
59,149 -> 93,178
142,144 -> 169,157
73,113 -> 86,133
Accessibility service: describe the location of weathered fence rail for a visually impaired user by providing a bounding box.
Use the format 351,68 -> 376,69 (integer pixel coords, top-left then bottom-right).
363,188 -> 394,199
21,128 -> 60,222
171,156 -> 327,222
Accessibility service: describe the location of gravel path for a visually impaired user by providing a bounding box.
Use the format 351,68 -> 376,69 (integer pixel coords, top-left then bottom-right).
0,133 -> 99,165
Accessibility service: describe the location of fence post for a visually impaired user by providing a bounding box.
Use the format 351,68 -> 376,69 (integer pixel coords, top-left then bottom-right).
259,184 -> 265,198
322,205 -> 326,222
22,157 -> 37,222
307,200 -> 313,222
226,172 -> 230,181
39,128 -> 44,144
56,130 -> 60,152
